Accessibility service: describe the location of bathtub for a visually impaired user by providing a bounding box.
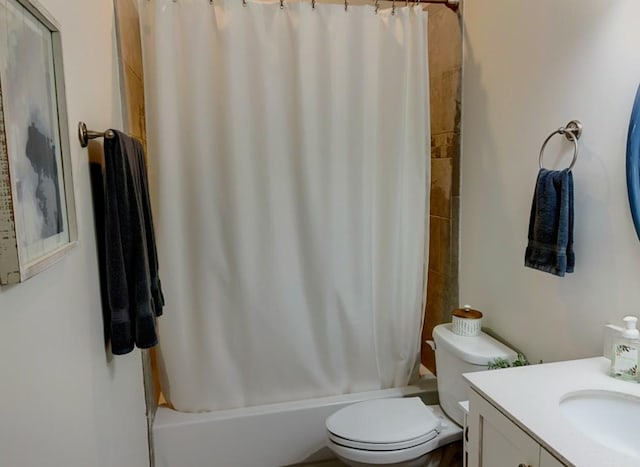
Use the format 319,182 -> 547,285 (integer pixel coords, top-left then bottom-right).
153,382 -> 437,467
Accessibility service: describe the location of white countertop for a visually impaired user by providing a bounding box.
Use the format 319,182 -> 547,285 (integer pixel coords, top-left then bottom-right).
464,357 -> 640,467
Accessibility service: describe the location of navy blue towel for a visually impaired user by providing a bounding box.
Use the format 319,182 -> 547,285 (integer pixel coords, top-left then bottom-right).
524,168 -> 574,277
103,131 -> 165,354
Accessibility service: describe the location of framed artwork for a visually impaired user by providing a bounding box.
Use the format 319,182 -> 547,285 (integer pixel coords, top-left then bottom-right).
0,0 -> 76,285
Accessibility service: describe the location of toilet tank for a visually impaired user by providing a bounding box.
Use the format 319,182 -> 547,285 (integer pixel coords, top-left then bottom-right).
433,323 -> 517,426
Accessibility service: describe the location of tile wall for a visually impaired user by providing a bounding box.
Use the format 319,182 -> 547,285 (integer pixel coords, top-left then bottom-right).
421,4 -> 462,373
115,0 -> 460,406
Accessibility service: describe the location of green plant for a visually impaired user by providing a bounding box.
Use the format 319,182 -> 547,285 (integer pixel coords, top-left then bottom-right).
487,353 -> 530,370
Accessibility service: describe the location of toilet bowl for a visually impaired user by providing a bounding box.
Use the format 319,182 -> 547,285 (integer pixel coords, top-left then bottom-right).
326,398 -> 462,467
325,323 -> 517,466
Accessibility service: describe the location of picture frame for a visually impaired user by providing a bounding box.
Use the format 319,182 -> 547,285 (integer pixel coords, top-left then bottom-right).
0,0 -> 77,285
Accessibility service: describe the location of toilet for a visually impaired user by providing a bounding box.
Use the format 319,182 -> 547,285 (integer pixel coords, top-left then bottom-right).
325,323 -> 517,466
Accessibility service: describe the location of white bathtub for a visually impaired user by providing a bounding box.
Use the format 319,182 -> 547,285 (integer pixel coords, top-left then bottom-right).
153,383 -> 437,467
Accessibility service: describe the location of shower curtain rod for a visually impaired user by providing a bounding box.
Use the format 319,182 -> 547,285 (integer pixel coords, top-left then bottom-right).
414,0 -> 458,10
411,0 -> 457,5
162,0 -> 459,9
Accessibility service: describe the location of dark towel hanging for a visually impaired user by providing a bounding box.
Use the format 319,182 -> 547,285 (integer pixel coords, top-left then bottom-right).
524,168 -> 575,277
103,131 -> 165,355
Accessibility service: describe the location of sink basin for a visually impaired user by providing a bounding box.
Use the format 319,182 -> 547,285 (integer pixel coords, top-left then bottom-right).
560,390 -> 640,459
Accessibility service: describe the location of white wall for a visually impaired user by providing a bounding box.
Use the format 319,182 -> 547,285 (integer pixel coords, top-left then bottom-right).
460,0 -> 640,364
0,1 -> 149,466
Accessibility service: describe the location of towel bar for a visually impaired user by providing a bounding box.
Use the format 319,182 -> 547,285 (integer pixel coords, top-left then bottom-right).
78,121 -> 115,148
538,120 -> 582,171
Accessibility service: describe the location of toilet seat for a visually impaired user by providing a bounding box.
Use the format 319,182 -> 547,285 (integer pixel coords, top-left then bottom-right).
326,397 -> 441,452
327,429 -> 438,451
327,435 -> 438,465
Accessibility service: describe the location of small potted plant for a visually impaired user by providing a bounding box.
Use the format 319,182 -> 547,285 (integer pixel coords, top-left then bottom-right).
487,353 -> 530,369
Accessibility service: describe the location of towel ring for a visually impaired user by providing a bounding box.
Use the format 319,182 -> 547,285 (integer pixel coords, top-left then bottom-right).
539,120 -> 582,171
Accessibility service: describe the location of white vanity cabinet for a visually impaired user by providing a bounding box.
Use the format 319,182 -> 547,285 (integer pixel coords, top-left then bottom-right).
467,389 -> 566,467
463,358 -> 640,466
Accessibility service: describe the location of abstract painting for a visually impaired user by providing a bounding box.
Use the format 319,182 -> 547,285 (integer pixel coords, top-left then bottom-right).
0,0 -> 76,284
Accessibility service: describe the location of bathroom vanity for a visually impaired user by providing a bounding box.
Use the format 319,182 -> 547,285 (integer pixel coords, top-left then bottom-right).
466,389 -> 564,467
463,357 -> 640,467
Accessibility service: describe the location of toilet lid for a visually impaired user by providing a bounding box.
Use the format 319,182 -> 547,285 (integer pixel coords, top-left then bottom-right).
326,398 -> 441,450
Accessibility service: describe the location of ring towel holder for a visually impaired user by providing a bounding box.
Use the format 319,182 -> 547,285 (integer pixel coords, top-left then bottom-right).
539,120 -> 583,171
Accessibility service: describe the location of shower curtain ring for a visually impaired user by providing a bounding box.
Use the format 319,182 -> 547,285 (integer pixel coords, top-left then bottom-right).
242,0 -> 247,6
374,0 -> 379,14
392,0 -> 396,15
312,0 -> 315,9
280,0 -> 284,8
344,0 -> 348,11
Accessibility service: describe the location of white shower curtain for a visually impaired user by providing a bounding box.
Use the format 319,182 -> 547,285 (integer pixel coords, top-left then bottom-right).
142,0 -> 429,412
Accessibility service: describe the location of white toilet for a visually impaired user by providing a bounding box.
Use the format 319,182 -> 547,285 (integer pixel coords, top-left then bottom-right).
325,323 -> 517,466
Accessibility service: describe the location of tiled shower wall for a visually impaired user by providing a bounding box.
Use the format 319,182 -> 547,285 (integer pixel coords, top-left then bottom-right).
120,0 -> 460,404
421,4 -> 462,373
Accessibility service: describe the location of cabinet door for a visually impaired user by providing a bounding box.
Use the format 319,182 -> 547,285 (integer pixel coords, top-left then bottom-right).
467,389 -> 540,467
540,448 -> 565,467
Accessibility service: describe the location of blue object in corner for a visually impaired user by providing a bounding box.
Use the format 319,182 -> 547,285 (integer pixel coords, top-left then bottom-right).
626,84 -> 640,242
